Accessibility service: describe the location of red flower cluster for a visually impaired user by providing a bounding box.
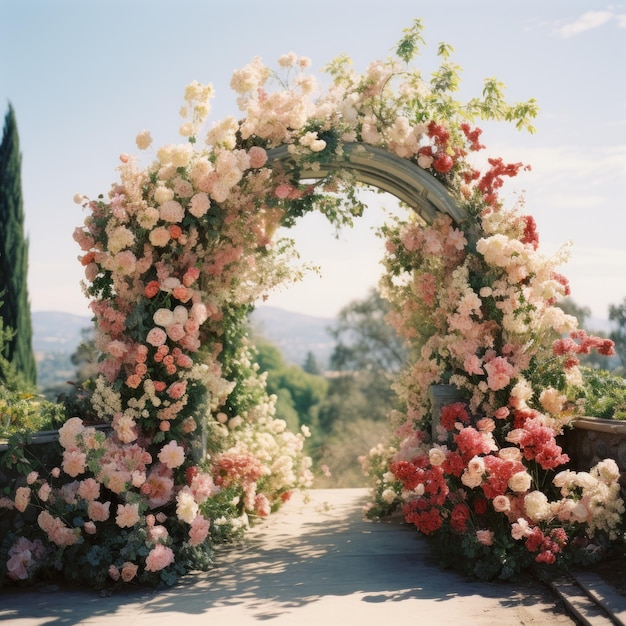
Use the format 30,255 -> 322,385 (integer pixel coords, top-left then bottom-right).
553,330 -> 615,369
513,418 -> 569,470
526,526 -> 568,564
440,402 -> 470,431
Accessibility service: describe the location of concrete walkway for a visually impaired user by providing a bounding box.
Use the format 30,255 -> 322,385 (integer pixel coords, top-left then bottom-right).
1,488 -> 577,625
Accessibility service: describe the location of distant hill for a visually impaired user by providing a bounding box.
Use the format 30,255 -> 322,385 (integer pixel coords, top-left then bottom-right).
31,311 -> 93,355
250,306 -> 336,368
30,307 -> 337,389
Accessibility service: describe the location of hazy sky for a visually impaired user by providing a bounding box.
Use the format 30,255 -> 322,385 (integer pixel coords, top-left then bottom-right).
1,1 -> 625,320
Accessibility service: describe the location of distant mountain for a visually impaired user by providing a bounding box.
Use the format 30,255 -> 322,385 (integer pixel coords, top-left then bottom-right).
30,307 -> 336,371
31,311 -> 93,355
250,306 -> 336,368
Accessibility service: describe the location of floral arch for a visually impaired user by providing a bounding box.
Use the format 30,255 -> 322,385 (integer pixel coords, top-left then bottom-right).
3,20 -> 622,588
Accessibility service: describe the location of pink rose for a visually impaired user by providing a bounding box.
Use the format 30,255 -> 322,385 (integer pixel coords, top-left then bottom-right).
146,327 -> 168,347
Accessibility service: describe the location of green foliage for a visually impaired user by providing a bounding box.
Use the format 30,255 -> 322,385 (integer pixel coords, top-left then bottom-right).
253,339 -> 327,429
0,385 -> 67,439
579,367 -> 626,420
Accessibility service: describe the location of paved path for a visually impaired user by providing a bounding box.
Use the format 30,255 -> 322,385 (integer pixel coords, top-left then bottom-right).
1,488 -> 577,625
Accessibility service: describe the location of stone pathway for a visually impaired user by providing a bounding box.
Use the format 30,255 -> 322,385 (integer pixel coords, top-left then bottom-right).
0,488 -> 585,625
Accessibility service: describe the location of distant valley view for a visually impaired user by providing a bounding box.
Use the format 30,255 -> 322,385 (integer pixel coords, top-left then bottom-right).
32,307 -> 337,391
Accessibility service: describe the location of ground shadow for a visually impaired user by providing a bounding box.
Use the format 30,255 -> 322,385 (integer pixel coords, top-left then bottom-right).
0,489 -> 570,625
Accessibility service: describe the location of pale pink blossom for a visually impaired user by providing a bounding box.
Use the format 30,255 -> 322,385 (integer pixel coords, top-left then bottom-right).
14,487 -> 31,513
189,515 -> 210,546
62,448 -> 87,478
145,544 -> 175,572
158,440 -> 186,469
146,327 -> 168,347
87,500 -> 111,522
121,562 -> 139,582
116,503 -> 141,528
188,192 -> 210,218
476,529 -> 494,546
159,200 -> 184,223
38,482 -> 51,502
78,478 -> 101,502
149,226 -> 170,247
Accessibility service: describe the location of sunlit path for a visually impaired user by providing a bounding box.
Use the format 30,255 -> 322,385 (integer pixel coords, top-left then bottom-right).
1,489 -> 576,625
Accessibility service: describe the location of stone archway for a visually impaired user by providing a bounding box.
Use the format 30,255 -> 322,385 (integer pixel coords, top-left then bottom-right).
267,143 -> 464,226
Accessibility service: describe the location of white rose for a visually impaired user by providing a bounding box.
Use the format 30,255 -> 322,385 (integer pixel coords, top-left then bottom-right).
508,471 -> 532,493
153,308 -> 175,328
176,488 -> 199,524
524,490 -> 551,522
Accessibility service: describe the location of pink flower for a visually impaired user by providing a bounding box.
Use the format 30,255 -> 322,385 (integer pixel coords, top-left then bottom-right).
38,482 -> 52,501
121,562 -> 139,582
159,200 -> 184,223
143,464 -> 175,508
14,487 -> 31,512
189,515 -> 210,546
26,471 -> 39,485
84,521 -> 97,535
188,193 -> 210,218
483,356 -> 515,391
87,500 -> 111,522
109,565 -> 120,581
146,327 -> 168,347
148,525 -> 169,543
248,146 -> 268,168
116,503 -> 140,528
166,323 -> 186,342
149,226 -> 170,247
158,440 -> 186,469
78,478 -> 101,502
476,529 -> 494,546
145,544 -> 175,572
62,448 -> 87,478
167,380 -> 188,400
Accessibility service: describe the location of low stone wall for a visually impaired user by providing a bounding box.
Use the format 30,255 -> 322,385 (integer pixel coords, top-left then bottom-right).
563,417 -> 626,498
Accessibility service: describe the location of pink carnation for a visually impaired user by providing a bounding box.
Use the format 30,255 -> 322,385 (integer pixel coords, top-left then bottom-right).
189,515 -> 211,546
483,356 -> 515,391
62,448 -> 87,478
159,200 -> 184,223
87,500 -> 111,522
145,544 -> 175,572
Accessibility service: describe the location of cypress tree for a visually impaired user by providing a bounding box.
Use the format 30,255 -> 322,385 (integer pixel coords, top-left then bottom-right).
0,103 -> 37,388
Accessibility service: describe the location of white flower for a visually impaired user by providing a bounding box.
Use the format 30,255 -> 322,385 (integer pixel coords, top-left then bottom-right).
153,308 -> 175,328
508,471 -> 532,493
176,487 -> 199,524
524,490 -> 551,522
136,130 -> 153,150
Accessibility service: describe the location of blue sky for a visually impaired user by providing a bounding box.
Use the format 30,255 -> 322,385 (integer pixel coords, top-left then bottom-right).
1,1 -> 625,320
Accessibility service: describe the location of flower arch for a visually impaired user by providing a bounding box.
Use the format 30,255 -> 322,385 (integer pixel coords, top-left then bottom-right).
3,20 -> 622,587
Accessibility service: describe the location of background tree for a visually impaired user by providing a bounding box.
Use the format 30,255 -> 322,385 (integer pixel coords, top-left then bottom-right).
559,297 -> 616,371
319,287 -> 407,433
313,288 -> 408,487
609,298 -> 626,373
253,339 -> 328,433
0,104 -> 36,389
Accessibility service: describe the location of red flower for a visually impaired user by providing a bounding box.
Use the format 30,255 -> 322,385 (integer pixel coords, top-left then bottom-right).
144,280 -> 160,298
440,402 -> 470,431
433,154 -> 454,173
450,503 -> 471,533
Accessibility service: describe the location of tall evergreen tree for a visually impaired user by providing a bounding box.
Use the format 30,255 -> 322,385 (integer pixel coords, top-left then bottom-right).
0,103 -> 37,388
